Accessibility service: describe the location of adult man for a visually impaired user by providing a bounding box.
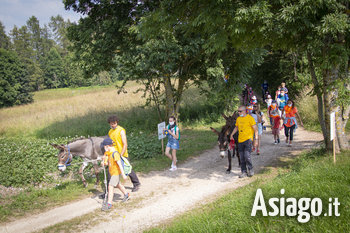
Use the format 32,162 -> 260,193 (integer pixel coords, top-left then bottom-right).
230,106 -> 259,178
108,115 -> 141,192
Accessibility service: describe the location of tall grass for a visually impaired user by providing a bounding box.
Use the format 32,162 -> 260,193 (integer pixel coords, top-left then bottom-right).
147,149 -> 350,233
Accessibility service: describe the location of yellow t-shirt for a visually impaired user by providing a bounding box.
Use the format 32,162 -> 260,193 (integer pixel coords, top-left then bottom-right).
235,115 -> 256,143
108,125 -> 129,158
105,151 -> 121,176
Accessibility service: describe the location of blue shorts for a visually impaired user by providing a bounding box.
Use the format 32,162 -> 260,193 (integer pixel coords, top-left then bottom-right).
166,140 -> 180,150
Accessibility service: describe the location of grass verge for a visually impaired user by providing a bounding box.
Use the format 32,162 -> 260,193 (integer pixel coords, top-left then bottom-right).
146,149 -> 350,233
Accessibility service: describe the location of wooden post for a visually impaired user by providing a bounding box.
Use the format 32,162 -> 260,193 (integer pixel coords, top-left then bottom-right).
333,136 -> 336,164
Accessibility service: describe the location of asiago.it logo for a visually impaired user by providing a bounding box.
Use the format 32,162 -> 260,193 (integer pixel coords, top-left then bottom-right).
251,189 -> 340,223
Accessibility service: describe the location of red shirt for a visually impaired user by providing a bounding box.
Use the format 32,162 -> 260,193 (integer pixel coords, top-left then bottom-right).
273,116 -> 281,129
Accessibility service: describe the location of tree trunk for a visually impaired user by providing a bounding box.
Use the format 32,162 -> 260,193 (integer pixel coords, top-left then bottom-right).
164,75 -> 175,119
335,105 -> 350,150
307,51 -> 328,145
174,77 -> 187,119
322,69 -> 332,151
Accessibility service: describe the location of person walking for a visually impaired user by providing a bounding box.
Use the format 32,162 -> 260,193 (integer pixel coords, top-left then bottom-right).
108,115 -> 141,192
230,106 -> 259,178
282,100 -> 304,147
253,104 -> 264,155
163,116 -> 180,171
277,90 -> 288,111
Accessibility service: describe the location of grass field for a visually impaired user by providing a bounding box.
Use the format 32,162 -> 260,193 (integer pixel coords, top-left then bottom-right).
0,82 -> 230,221
147,149 -> 350,233
297,92 -> 350,133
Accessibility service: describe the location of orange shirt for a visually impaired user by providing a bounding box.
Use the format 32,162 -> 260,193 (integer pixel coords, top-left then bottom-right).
284,106 -> 298,127
269,105 -> 279,118
105,151 -> 121,176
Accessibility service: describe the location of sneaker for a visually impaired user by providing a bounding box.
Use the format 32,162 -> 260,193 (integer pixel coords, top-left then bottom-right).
101,203 -> 112,211
169,166 -> 177,171
288,143 -> 292,147
252,147 -> 255,152
239,172 -> 248,178
248,169 -> 254,177
132,185 -> 140,192
257,149 -> 260,155
122,193 -> 130,202
277,139 -> 280,144
274,140 -> 277,145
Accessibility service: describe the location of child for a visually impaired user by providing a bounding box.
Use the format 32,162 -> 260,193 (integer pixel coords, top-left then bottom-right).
163,116 -> 180,171
250,96 -> 257,105
108,115 -> 141,192
253,104 -> 263,155
265,95 -> 272,109
277,90 -> 288,111
275,86 -> 281,100
271,110 -> 282,144
248,105 -> 259,153
101,138 -> 130,211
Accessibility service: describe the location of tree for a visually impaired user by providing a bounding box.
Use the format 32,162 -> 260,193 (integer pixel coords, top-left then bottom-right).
49,15 -> 72,55
0,49 -> 33,107
42,47 -> 66,88
65,0 -> 264,120
150,0 -> 350,151
0,21 -> 10,49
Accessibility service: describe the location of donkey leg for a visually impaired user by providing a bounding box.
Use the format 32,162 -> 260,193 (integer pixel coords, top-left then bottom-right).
79,162 -> 88,188
226,150 -> 232,174
93,162 -> 100,188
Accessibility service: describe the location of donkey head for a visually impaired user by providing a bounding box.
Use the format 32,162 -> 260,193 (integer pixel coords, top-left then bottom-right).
211,113 -> 239,158
50,143 -> 72,172
210,125 -> 231,158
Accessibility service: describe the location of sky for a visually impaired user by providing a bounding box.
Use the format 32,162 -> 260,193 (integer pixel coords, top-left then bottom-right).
0,0 -> 83,33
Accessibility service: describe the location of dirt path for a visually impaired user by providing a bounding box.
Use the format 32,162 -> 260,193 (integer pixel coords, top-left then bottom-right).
0,126 -> 323,233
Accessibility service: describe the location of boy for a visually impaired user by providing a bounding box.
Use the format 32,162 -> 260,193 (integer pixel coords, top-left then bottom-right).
108,115 -> 141,192
101,138 -> 130,211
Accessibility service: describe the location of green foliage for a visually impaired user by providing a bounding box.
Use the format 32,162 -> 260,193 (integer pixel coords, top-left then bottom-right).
42,47 -> 67,88
0,48 -> 33,107
147,149 -> 350,233
0,21 -> 10,49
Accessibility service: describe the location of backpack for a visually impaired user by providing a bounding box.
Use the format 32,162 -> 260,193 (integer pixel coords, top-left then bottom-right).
167,125 -> 181,140
112,151 -> 132,176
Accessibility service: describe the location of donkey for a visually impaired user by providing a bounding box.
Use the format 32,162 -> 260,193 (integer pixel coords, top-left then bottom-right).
51,136 -> 107,187
210,113 -> 240,174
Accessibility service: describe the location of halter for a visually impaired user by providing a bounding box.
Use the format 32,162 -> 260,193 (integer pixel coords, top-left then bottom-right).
58,145 -> 72,169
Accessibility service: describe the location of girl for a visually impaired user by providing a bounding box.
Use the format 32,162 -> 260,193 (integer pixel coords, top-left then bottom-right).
164,116 -> 180,171
253,104 -> 264,155
282,100 -> 304,147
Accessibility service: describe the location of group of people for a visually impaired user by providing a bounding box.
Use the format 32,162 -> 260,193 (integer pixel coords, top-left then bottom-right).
100,82 -> 303,208
232,82 -> 303,178
100,115 -> 180,211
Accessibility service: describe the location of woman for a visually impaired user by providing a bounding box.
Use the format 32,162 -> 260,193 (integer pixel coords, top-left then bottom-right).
282,100 -> 304,147
163,116 -> 180,171
253,104 -> 264,155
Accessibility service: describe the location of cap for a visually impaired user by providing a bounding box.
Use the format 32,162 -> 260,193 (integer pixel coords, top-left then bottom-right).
252,96 -> 257,100
267,95 -> 271,98
102,138 -> 114,146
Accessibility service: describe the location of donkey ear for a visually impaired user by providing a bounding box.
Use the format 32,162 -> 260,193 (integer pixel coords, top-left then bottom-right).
50,143 -> 65,150
210,127 -> 220,135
